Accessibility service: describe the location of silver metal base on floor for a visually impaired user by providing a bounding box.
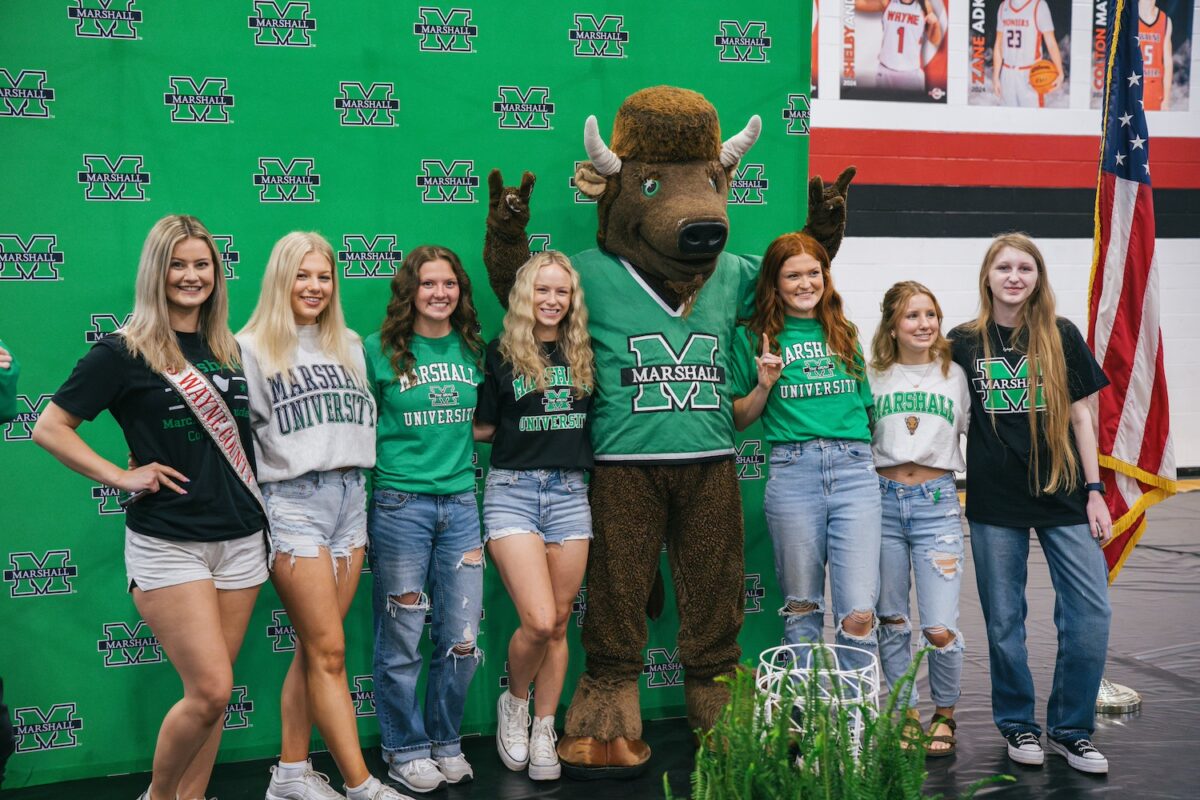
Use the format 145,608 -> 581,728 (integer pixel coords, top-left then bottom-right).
1096,677 -> 1142,713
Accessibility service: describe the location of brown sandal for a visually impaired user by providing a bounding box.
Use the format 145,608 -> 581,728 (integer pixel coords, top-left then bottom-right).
899,710 -> 924,751
925,714 -> 957,757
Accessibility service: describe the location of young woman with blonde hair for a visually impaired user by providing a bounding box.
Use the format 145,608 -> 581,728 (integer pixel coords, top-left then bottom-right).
365,246 -> 486,794
238,232 -> 405,800
731,231 -> 879,669
950,233 -> 1112,774
868,281 -> 970,757
33,215 -> 267,800
474,251 -> 594,781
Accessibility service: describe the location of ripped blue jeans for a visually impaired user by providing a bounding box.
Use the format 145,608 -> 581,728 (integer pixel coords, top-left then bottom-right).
764,439 -> 881,671
877,473 -> 964,709
368,488 -> 483,764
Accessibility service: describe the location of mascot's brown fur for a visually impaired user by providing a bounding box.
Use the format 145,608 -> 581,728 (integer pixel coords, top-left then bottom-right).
484,86 -> 853,779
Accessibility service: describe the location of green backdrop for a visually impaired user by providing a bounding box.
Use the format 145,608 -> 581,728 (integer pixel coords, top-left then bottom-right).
0,1 -> 811,788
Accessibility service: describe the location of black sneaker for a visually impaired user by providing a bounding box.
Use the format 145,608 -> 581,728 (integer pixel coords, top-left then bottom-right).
1047,737 -> 1109,774
1004,731 -> 1045,765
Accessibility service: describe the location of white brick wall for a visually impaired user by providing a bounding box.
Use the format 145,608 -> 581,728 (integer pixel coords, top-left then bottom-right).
834,236 -> 1200,468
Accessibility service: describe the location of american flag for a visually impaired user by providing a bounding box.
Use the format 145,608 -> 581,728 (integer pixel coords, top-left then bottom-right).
1086,0 -> 1177,583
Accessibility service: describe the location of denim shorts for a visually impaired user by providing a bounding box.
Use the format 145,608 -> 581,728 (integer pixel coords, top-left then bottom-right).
482,468 -> 593,545
262,468 -> 368,576
124,527 -> 268,592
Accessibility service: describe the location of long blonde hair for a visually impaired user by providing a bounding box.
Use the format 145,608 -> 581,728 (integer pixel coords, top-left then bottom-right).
239,232 -> 363,384
962,233 -> 1079,495
121,214 -> 240,373
870,281 -> 952,377
499,251 -> 594,395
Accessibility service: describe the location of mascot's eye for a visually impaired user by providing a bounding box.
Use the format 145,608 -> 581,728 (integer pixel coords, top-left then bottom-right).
642,178 -> 660,197
709,177 -> 718,191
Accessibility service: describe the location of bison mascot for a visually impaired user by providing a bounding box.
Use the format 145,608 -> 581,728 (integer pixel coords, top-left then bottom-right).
483,85 -> 854,778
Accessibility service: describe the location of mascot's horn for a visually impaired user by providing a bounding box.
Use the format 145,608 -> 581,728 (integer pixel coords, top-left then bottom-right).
718,114 -> 762,168
584,115 -> 623,176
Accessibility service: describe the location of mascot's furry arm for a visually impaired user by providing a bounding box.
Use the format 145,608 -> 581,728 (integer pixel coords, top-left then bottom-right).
483,169 -> 535,308
803,166 -> 855,259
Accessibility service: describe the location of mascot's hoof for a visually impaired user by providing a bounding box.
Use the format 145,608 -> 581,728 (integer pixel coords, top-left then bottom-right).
557,735 -> 651,781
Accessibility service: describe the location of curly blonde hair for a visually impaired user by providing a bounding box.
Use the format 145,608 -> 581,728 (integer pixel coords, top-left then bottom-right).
499,251 -> 594,395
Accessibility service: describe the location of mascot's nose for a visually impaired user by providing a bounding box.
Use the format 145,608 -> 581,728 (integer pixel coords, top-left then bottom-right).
679,221 -> 728,255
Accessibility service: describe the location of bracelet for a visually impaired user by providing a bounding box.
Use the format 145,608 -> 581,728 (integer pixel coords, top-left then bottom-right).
1084,481 -> 1105,495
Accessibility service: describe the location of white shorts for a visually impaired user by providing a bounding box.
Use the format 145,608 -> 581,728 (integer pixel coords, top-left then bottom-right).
124,528 -> 269,592
1000,65 -> 1039,107
876,64 -> 925,93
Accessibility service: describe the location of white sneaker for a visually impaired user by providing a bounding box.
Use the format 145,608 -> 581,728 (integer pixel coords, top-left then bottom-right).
434,753 -> 474,784
1004,731 -> 1045,766
387,758 -> 446,794
496,689 -> 531,770
1047,737 -> 1109,774
528,715 -> 561,781
346,775 -> 416,800
267,761 -> 345,799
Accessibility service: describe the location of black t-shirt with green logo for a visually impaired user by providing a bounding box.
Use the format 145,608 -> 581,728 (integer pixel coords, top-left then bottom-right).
53,332 -> 266,542
476,339 -> 593,471
949,318 -> 1109,528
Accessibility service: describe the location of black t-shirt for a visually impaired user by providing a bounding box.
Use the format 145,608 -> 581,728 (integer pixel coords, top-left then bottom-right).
475,339 -> 593,470
949,318 -> 1109,528
53,332 -> 266,542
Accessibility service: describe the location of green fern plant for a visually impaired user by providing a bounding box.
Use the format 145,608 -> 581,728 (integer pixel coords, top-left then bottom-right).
665,649 -> 1013,800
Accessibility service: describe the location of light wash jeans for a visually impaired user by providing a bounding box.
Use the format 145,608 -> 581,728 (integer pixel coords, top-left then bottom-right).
764,439 -> 882,670
877,473 -> 964,709
368,489 -> 483,764
969,521 -> 1111,742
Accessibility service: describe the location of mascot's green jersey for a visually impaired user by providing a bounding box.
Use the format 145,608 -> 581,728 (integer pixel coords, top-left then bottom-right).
574,248 -> 759,464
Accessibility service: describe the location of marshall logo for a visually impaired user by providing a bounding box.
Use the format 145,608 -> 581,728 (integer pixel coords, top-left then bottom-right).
79,154 -> 150,201
165,76 -> 234,123
715,20 -> 771,62
0,69 -> 55,117
973,357 -> 1045,413
266,609 -> 297,652
542,389 -> 572,413
224,685 -> 254,729
570,14 -> 628,58
414,7 -> 477,52
801,357 -> 835,380
212,235 -> 240,279
0,234 -> 64,280
622,334 -> 723,413
417,159 -> 478,203
528,233 -> 551,253
735,439 -> 765,480
14,704 -> 82,752
570,161 -> 597,204
643,647 -> 684,688
68,1 -> 141,39
92,485 -> 126,515
86,312 -> 132,342
429,384 -> 459,407
351,675 -> 376,717
336,82 -> 399,127
744,573 -> 766,613
3,394 -> 53,441
254,158 -> 319,202
339,234 -> 401,278
729,163 -> 768,205
494,86 -> 554,129
249,1 -> 315,47
572,586 -> 588,627
782,93 -> 811,136
5,550 -> 78,597
97,620 -> 163,667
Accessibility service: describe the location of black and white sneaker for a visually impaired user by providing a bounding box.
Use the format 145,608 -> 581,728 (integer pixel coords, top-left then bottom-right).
1004,731 -> 1045,765
1047,737 -> 1109,774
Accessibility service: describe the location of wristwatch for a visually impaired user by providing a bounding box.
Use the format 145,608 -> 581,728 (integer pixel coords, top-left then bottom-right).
1084,482 -> 1106,495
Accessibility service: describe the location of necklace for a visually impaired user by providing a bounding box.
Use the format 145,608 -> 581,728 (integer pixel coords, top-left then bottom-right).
897,359 -> 935,390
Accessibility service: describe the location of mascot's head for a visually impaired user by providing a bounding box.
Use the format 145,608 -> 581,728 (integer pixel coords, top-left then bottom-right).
575,86 -> 760,302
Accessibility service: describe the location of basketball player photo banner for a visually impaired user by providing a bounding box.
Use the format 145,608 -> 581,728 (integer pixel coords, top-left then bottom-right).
969,0 -> 1073,108
842,0 -> 950,102
1090,0 -> 1193,111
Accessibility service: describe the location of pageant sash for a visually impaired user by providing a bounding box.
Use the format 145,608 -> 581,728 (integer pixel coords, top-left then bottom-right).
161,362 -> 266,512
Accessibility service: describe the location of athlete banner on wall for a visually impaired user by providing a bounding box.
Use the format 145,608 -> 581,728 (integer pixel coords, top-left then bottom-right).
968,0 -> 1073,108
1089,0 -> 1193,110
841,0 -> 950,102
0,0 -> 811,789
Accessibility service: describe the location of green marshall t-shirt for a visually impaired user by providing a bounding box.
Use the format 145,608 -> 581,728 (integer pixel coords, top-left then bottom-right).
573,248 -> 759,464
731,317 -> 873,445
365,330 -> 480,495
